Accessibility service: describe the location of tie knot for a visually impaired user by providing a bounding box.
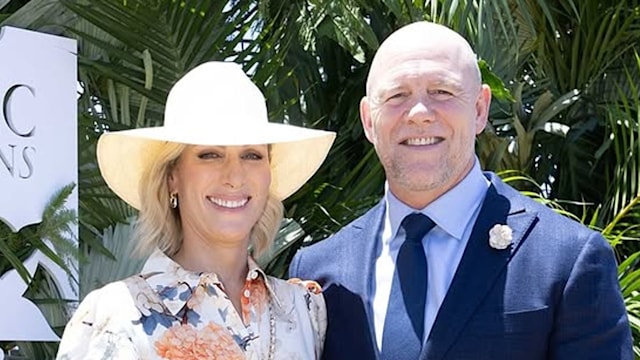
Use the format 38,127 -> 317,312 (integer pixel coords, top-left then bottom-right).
401,213 -> 435,243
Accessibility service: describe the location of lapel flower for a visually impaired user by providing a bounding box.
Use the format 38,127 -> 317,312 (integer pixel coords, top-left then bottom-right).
489,224 -> 513,250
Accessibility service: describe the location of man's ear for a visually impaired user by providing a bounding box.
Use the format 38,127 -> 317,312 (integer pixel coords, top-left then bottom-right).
474,84 -> 491,135
360,96 -> 375,144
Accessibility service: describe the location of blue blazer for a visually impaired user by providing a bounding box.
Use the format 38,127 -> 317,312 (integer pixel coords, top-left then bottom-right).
289,173 -> 632,360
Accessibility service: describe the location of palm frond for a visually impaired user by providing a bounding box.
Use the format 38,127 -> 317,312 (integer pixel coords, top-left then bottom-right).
0,184 -> 77,282
79,219 -> 146,299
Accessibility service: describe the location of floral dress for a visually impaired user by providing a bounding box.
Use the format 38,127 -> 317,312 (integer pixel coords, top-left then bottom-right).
56,250 -> 327,359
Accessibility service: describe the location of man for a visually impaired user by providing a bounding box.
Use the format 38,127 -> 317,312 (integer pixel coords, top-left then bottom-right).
289,21 -> 632,360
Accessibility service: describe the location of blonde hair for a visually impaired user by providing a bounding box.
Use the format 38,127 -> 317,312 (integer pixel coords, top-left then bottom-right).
133,142 -> 284,258
134,141 -> 186,256
251,195 -> 284,257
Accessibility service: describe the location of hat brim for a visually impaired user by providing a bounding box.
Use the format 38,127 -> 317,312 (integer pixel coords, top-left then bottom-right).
97,124 -> 335,209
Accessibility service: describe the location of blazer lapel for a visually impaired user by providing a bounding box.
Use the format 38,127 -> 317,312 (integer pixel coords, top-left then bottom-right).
344,200 -> 385,356
422,175 -> 537,360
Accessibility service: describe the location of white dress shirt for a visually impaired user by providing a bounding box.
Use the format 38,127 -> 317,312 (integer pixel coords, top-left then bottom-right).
373,159 -> 490,349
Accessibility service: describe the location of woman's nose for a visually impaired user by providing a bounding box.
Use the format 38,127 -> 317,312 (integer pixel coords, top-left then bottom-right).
222,159 -> 244,188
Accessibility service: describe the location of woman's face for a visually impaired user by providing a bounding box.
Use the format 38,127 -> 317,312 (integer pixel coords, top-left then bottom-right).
168,144 -> 271,249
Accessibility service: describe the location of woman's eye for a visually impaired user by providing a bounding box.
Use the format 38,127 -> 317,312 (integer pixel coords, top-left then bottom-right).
198,152 -> 221,159
243,152 -> 264,160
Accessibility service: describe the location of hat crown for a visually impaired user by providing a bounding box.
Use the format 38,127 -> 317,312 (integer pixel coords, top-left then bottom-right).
164,62 -> 268,132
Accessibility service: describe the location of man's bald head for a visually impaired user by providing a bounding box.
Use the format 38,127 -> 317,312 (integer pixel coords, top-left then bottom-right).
366,22 -> 481,96
359,20 -> 491,209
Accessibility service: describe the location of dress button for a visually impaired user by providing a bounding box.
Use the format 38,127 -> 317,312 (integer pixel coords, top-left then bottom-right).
244,289 -> 251,298
250,271 -> 259,280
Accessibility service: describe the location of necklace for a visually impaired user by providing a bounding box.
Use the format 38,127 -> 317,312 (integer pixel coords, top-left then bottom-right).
266,299 -> 276,360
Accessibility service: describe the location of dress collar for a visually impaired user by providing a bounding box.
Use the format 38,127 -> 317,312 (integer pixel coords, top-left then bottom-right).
140,249 -> 281,315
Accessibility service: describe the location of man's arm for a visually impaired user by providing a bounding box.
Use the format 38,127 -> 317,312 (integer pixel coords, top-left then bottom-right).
549,232 -> 632,359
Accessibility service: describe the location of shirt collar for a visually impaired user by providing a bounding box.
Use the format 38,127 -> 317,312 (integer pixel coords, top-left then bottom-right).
141,249 -> 281,315
384,158 -> 489,242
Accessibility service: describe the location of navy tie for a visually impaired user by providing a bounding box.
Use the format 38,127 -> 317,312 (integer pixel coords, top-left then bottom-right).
380,213 -> 435,360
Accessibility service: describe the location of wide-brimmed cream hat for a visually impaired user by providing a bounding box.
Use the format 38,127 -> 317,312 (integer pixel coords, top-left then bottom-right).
97,61 -> 336,209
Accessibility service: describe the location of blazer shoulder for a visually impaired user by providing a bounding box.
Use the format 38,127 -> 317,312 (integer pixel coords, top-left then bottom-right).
290,201 -> 384,278
299,201 -> 384,254
487,171 -> 603,243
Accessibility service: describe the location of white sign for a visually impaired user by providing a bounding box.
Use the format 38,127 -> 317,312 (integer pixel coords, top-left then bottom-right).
0,26 -> 77,341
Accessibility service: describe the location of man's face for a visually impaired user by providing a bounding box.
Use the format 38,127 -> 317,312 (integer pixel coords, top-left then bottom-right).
361,27 -> 490,208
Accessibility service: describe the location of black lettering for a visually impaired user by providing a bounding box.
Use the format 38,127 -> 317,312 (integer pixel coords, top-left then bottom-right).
19,146 -> 35,179
0,144 -> 16,176
3,84 -> 36,137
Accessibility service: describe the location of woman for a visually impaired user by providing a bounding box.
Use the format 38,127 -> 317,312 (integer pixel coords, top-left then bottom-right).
56,62 -> 335,359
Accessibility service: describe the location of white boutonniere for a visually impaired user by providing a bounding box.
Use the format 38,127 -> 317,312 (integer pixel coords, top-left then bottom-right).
489,224 -> 513,250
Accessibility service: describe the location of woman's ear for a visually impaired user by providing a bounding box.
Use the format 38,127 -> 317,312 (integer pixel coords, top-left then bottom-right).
167,162 -> 179,193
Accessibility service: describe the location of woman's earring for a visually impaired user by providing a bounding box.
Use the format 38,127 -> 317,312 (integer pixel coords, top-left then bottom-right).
169,193 -> 178,209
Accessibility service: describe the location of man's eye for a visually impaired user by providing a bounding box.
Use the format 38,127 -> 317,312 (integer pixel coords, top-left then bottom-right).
431,89 -> 453,96
387,92 -> 408,101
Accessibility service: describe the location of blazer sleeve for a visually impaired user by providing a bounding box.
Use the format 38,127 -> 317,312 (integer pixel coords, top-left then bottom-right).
549,231 -> 632,359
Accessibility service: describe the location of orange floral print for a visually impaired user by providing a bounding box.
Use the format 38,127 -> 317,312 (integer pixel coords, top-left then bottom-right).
155,323 -> 244,360
287,278 -> 323,294
241,279 -> 268,324
185,283 -> 206,310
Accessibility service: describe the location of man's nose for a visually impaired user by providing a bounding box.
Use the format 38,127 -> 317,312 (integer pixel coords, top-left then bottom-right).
407,96 -> 435,123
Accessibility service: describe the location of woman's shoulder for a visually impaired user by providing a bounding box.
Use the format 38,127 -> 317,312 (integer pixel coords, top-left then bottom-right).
266,275 -> 327,356
87,278 -> 133,295
266,276 -> 326,319
266,275 -> 322,298
264,275 -> 325,313
72,278 -> 140,320
57,278 -> 147,359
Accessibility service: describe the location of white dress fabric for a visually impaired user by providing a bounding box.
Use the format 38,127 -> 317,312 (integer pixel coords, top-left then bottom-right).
56,250 -> 327,359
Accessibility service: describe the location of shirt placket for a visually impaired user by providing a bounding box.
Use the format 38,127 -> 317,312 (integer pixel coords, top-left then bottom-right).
204,272 -> 268,354
241,270 -> 271,357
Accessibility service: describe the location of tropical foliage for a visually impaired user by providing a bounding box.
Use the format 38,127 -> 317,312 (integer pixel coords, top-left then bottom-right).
0,184 -> 76,282
1,0 -> 639,358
